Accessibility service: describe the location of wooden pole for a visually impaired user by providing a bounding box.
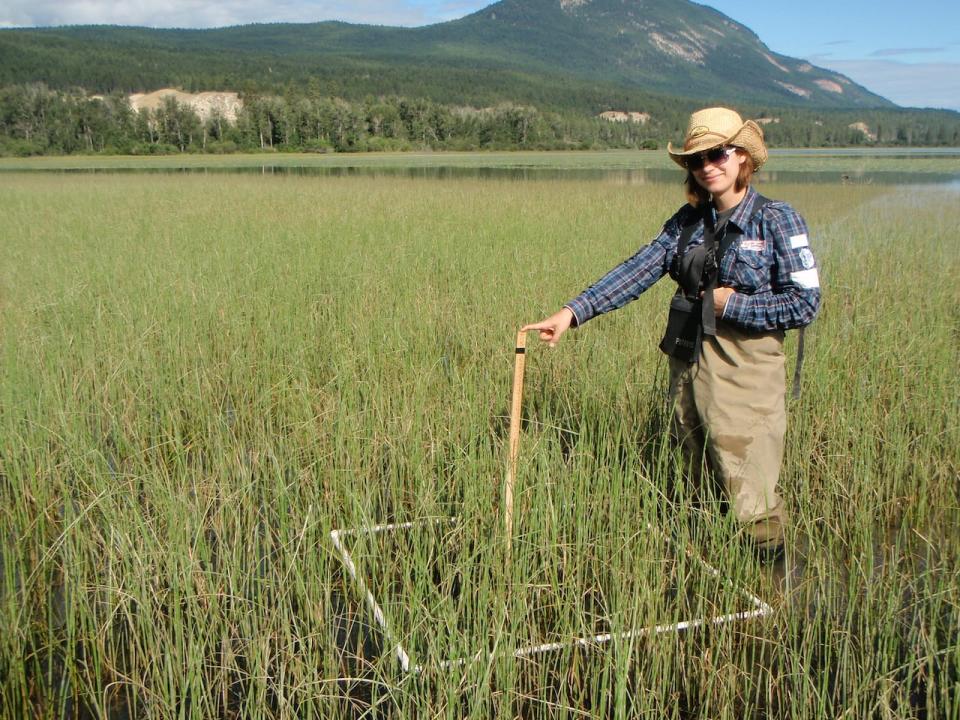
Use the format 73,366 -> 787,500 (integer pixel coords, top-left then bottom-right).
504,329 -> 527,558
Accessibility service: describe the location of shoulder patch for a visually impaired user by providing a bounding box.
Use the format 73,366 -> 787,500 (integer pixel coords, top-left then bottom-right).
790,233 -> 809,249
799,247 -> 816,269
790,268 -> 820,289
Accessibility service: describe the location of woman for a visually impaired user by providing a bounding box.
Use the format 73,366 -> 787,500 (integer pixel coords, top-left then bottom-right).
522,107 -> 820,558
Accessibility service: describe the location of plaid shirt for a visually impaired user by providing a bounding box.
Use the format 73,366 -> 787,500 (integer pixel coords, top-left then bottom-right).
565,186 -> 820,333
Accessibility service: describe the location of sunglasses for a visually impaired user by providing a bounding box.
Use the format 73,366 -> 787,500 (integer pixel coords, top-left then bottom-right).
684,146 -> 737,171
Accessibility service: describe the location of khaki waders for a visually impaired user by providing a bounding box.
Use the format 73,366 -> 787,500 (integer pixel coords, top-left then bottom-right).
668,321 -> 788,548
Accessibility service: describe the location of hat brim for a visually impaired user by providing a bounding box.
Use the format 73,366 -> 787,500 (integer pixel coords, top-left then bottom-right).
668,120 -> 767,171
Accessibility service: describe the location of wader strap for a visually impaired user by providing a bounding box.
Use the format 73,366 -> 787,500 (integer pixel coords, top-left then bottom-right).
700,222 -> 721,337
716,219 -> 736,265
791,327 -> 805,400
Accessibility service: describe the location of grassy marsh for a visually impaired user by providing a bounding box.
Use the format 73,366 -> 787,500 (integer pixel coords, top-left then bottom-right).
1,168 -> 958,718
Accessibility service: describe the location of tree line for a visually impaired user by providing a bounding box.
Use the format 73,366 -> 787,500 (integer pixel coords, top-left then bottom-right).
1,83 -> 957,157
0,84 -> 661,155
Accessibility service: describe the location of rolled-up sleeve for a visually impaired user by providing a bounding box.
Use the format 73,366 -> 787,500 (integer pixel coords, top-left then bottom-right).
722,203 -> 821,331
565,206 -> 692,327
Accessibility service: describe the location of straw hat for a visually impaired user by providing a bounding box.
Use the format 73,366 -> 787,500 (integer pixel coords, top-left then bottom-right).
668,107 -> 768,171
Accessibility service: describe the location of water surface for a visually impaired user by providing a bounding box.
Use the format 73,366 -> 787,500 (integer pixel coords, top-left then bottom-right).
26,164 -> 960,188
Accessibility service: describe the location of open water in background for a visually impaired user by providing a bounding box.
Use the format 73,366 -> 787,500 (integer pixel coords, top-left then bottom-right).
4,147 -> 960,187
24,164 -> 960,188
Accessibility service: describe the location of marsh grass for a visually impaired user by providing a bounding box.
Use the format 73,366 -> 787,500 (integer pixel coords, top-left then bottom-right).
1,171 -> 957,718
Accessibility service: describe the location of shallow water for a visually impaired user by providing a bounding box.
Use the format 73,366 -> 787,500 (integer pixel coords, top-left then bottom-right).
14,164 -> 960,188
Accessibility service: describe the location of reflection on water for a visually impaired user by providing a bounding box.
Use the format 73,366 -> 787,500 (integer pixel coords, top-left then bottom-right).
39,164 -> 960,187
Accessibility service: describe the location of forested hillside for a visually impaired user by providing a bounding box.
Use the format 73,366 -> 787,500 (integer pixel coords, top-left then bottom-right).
2,84 -> 956,157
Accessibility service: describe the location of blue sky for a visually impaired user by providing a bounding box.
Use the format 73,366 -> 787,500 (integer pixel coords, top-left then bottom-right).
2,0 -> 957,111
703,0 -> 960,111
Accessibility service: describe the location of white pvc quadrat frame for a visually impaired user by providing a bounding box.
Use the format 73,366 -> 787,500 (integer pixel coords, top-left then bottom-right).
330,517 -> 773,675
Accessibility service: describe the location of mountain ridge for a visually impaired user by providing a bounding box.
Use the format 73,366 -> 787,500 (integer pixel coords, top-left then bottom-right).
0,0 -> 894,111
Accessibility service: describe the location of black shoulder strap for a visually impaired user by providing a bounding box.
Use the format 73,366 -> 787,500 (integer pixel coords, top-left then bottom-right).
668,205 -> 707,287
675,206 -> 705,262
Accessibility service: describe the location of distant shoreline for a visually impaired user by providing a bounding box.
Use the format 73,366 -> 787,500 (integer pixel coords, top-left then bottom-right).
2,149 -> 959,177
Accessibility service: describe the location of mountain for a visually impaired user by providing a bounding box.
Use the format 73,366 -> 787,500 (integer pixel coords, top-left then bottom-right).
424,0 -> 888,107
0,0 -> 893,111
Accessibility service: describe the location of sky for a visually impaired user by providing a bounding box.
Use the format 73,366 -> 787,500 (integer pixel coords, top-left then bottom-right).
1,0 -> 958,111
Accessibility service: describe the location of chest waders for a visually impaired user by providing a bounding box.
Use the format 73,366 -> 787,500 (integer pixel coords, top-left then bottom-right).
658,193 -> 806,398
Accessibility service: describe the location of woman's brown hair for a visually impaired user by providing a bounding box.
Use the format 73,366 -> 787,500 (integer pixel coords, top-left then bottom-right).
684,147 -> 754,206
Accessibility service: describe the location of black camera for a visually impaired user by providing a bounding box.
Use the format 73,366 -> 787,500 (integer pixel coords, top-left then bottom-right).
661,241 -> 719,362
659,293 -> 702,362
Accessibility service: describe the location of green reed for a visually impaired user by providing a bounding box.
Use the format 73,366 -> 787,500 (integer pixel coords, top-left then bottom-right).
1,170 -> 957,718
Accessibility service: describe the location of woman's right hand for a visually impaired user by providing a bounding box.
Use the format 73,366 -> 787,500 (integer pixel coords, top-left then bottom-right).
521,307 -> 575,347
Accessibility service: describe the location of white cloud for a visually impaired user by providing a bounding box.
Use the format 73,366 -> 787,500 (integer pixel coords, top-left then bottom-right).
869,47 -> 946,58
0,0 -> 454,28
810,56 -> 960,111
